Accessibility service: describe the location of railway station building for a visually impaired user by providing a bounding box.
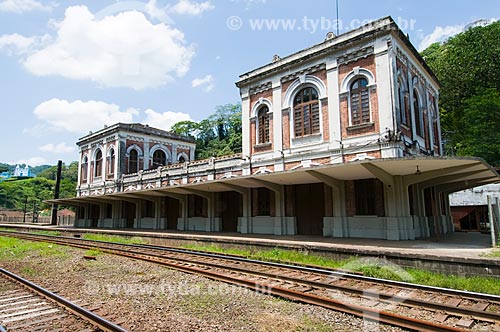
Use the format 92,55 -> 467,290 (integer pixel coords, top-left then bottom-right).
54,17 -> 499,240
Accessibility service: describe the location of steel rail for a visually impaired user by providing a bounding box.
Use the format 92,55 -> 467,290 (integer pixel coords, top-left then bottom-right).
0,231 -> 485,331
2,230 -> 499,303
30,234 -> 499,323
0,268 -> 128,332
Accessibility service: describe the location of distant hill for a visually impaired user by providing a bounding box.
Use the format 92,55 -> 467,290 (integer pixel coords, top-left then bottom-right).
0,163 -> 51,176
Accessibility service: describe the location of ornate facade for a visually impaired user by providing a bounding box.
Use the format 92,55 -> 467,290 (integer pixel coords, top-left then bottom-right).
59,17 -> 499,240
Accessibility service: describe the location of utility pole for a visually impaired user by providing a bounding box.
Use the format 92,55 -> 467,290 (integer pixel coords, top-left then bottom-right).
51,160 -> 62,225
32,201 -> 38,223
23,196 -> 27,223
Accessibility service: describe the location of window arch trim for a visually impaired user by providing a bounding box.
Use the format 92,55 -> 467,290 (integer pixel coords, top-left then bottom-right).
149,144 -> 171,161
126,144 -> 143,157
177,152 -> 189,163
250,97 -> 273,118
282,75 -> 327,109
339,67 -> 376,94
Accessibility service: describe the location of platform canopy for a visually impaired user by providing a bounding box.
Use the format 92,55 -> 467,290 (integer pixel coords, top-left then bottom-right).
48,156 -> 500,206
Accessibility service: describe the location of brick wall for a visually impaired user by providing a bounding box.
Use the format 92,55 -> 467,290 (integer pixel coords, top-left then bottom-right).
282,111 -> 290,149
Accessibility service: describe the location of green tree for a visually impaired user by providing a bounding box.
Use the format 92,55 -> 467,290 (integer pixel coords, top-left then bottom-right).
421,21 -> 500,164
170,120 -> 199,139
454,89 -> 500,164
171,103 -> 242,159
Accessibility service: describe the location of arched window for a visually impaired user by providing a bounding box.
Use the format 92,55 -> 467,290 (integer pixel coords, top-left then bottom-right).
94,149 -> 102,177
107,149 -> 115,175
129,149 -> 138,173
398,81 -> 408,125
413,89 -> 423,137
257,106 -> 270,144
350,78 -> 370,125
293,87 -> 320,137
81,156 -> 88,182
152,149 -> 167,168
178,156 -> 186,163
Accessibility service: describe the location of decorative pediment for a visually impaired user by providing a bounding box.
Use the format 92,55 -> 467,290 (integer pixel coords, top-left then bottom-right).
337,46 -> 374,66
280,63 -> 326,84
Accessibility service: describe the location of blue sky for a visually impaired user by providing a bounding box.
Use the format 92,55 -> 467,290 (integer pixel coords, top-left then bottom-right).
0,0 -> 498,167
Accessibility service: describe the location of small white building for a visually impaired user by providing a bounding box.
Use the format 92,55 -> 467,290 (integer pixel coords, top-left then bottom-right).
13,165 -> 31,177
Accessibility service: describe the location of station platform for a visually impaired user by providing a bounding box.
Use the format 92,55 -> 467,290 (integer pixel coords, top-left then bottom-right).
1,223 -> 499,277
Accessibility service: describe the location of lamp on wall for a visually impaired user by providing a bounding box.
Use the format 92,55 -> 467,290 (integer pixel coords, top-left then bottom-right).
415,166 -> 422,175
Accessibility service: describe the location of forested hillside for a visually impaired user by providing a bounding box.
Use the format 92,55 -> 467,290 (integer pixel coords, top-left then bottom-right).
0,162 -> 78,211
421,21 -> 500,166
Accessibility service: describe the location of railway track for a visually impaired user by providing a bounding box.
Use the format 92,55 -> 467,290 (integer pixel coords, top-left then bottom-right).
1,230 -> 499,332
0,266 -> 128,332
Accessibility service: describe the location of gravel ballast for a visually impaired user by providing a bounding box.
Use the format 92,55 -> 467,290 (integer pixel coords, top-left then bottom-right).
1,240 -> 408,331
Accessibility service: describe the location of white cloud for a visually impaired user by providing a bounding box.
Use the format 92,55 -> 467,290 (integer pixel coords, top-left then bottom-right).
170,0 -> 214,16
143,109 -> 192,131
10,157 -> 48,166
23,5 -> 194,90
0,0 -> 54,13
191,74 -> 214,92
32,98 -> 138,134
230,0 -> 266,9
145,0 -> 169,22
38,142 -> 75,153
0,33 -> 39,55
418,24 -> 464,51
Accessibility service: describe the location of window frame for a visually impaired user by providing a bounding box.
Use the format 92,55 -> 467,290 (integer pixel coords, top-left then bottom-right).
293,86 -> 320,138
81,156 -> 88,182
413,88 -> 423,137
129,149 -> 139,174
107,148 -> 115,176
349,77 -> 371,126
257,105 -> 270,144
94,149 -> 103,178
152,149 -> 167,168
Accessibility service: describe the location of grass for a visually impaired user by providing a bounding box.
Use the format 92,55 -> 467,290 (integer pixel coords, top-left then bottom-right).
181,244 -> 500,295
0,236 -> 67,260
81,233 -> 147,245
31,230 -> 61,236
485,250 -> 500,258
84,248 -> 103,257
181,244 -> 346,269
406,268 -> 500,294
21,267 -> 37,277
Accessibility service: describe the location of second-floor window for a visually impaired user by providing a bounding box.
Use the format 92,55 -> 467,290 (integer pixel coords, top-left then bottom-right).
129,149 -> 139,173
413,89 -> 423,137
350,78 -> 370,125
153,150 -> 167,168
107,149 -> 115,175
293,87 -> 320,137
257,106 -> 270,144
81,156 -> 88,182
94,149 -> 102,178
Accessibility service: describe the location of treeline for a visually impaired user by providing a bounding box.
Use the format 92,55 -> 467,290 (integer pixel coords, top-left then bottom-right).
171,103 -> 242,159
421,21 -> 500,166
